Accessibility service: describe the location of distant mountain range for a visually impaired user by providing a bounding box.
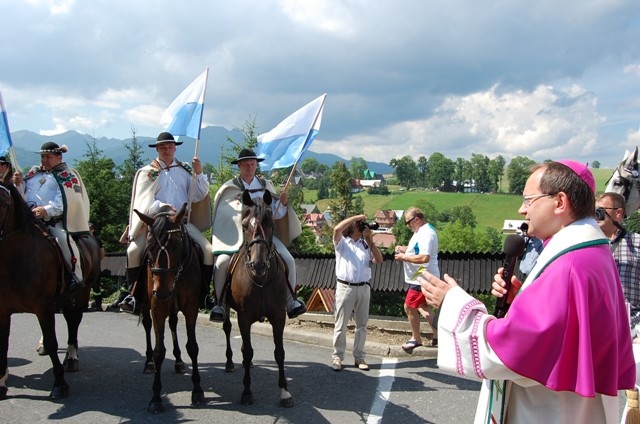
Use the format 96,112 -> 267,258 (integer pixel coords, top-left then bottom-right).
8,127 -> 394,175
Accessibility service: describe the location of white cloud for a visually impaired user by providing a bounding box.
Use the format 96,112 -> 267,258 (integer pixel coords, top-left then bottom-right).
624,64 -> 640,76
23,0 -> 75,15
279,0 -> 355,36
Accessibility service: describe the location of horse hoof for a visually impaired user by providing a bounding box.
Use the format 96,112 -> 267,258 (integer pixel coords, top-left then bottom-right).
191,391 -> 205,405
280,397 -> 295,408
143,362 -> 155,374
63,358 -> 79,373
240,394 -> 253,405
50,383 -> 69,400
225,363 -> 235,373
36,346 -> 47,356
147,400 -> 164,414
0,386 -> 7,400
175,362 -> 187,374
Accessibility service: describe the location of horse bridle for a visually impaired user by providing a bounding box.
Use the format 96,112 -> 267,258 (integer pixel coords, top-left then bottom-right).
609,163 -> 640,204
147,216 -> 192,298
243,217 -> 277,288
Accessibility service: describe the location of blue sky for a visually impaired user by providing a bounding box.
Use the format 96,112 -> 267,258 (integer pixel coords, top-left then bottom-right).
1,0 -> 639,167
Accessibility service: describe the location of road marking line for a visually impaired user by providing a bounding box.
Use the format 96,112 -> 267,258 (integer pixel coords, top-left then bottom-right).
367,357 -> 397,424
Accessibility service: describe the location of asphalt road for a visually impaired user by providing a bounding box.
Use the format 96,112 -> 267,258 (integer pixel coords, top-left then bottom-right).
1,310 -> 630,423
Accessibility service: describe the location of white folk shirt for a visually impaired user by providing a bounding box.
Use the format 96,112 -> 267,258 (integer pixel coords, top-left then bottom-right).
24,172 -> 63,217
241,176 -> 287,220
148,159 -> 209,215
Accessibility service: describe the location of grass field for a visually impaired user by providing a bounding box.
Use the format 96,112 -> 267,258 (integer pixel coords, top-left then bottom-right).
303,167 -> 617,232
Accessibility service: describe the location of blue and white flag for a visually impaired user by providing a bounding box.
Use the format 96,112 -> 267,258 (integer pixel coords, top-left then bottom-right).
257,93 -> 327,171
160,68 -> 209,140
0,90 -> 13,157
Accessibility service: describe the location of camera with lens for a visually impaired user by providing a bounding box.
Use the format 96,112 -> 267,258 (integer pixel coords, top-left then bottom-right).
595,207 -> 606,221
358,221 -> 380,232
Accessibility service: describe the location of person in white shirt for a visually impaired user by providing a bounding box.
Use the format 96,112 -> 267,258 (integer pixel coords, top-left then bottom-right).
394,207 -> 440,352
13,142 -> 91,294
331,214 -> 382,372
209,148 -> 306,322
118,132 -> 213,313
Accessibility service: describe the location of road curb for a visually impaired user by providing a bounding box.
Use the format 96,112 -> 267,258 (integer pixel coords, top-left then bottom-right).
197,311 -> 438,359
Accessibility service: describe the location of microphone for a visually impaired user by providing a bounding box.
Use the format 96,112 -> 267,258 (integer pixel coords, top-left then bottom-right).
493,234 -> 527,318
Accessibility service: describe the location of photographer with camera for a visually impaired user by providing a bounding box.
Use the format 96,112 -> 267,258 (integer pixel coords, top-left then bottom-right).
331,214 -> 383,372
395,207 -> 440,353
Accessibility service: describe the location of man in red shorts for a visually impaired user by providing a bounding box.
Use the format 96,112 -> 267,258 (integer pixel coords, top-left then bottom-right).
394,207 -> 439,353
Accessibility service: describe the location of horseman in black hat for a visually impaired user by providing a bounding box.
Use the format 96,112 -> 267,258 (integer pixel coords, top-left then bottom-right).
209,148 -> 306,322
116,131 -> 213,312
13,142 -> 90,293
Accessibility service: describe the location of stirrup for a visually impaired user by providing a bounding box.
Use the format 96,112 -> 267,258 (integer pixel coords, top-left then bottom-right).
120,295 -> 140,315
68,275 -> 85,294
209,305 -> 225,322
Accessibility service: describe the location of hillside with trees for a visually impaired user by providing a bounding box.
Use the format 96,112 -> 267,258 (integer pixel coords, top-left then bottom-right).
71,121 -> 620,255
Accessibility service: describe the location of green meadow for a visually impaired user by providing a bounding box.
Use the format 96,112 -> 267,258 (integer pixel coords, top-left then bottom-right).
304,167 -> 616,232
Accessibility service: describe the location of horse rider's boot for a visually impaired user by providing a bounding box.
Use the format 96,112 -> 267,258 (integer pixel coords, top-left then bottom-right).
200,265 -> 215,310
93,294 -> 103,312
110,265 -> 138,309
109,290 -> 129,309
68,273 -> 85,294
209,277 -> 226,322
286,291 -> 307,319
120,267 -> 141,314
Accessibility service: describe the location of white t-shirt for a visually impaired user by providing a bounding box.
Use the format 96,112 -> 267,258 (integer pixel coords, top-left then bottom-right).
403,222 -> 439,284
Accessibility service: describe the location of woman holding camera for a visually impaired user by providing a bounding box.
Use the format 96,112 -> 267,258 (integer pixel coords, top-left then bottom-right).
331,214 -> 383,372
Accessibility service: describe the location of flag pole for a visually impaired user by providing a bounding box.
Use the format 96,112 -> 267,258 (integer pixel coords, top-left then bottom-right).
187,67 -> 209,223
9,146 -> 20,174
0,91 -> 20,174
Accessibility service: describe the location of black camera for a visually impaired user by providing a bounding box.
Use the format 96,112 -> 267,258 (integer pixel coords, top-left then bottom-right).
358,221 -> 380,231
595,207 -> 607,221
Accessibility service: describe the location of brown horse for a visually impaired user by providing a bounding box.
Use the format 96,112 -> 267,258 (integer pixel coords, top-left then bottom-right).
222,190 -> 294,407
134,204 -> 204,413
0,183 -> 101,399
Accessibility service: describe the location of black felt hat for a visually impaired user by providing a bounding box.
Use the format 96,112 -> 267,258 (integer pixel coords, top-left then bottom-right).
149,132 -> 183,148
0,156 -> 9,165
38,142 -> 67,154
231,148 -> 265,165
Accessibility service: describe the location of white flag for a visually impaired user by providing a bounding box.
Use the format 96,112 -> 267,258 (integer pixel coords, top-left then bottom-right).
160,68 -> 209,139
256,93 -> 327,171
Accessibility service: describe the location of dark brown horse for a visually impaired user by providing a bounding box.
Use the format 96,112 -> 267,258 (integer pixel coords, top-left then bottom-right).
222,190 -> 293,407
0,183 -> 101,399
134,204 -> 204,413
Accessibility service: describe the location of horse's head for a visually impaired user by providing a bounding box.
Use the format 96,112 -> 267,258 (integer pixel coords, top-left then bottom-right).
134,203 -> 189,301
0,182 -> 35,238
241,190 -> 275,280
606,146 -> 640,217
